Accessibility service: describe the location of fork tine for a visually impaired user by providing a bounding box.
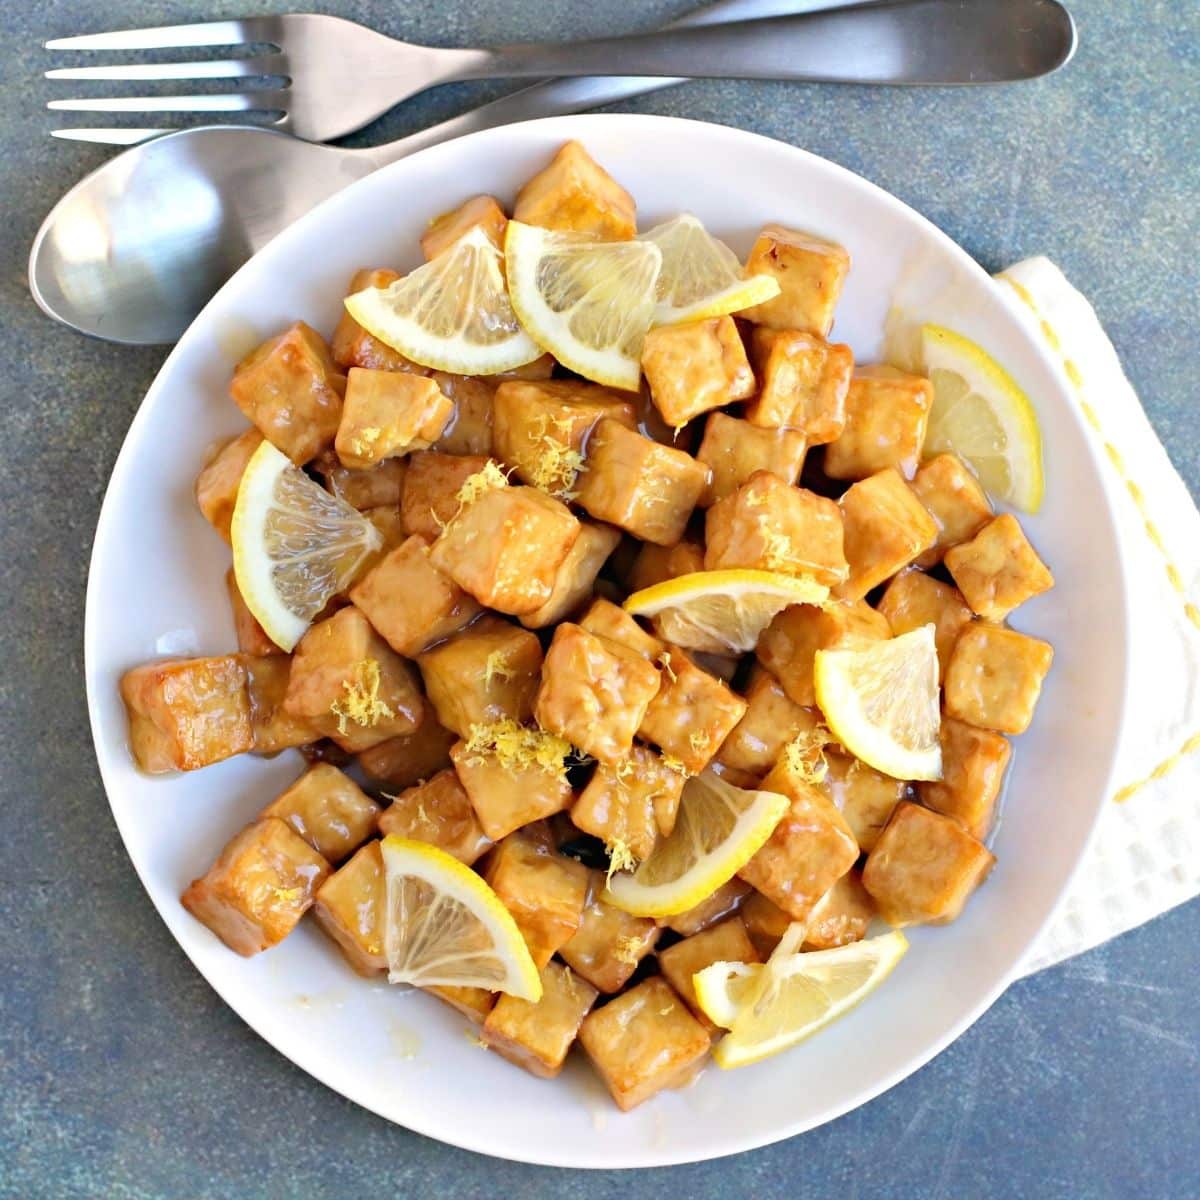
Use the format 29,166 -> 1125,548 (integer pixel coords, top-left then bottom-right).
51,127 -> 177,145
46,55 -> 288,82
44,18 -> 278,52
48,90 -> 288,114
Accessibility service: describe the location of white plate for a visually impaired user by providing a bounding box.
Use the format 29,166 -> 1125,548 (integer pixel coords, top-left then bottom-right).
85,114 -> 1130,1167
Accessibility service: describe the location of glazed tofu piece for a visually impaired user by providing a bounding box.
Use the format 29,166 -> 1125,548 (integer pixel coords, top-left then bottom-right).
418,616 -> 543,738
742,225 -> 850,336
244,655 -> 324,754
377,768 -> 491,865
312,840 -> 386,975
919,717 -> 1012,840
803,869 -> 875,950
260,763 -> 380,864
424,985 -> 496,1025
559,875 -> 660,993
837,468 -> 939,600
335,370 -> 452,469
877,570 -> 972,683
641,316 -> 756,429
740,889 -> 792,958
362,506 -> 408,556
575,419 -> 708,546
579,597 -> 664,662
400,451 -> 491,540
226,567 -> 280,657
571,745 -> 686,859
534,623 -> 662,764
421,194 -> 508,260
822,752 -> 905,853
639,650 -> 747,772
520,523 -> 621,629
944,513 -> 1055,622
627,539 -> 705,594
716,666 -> 824,777
658,917 -> 761,1033
313,451 -> 407,511
332,268 -> 427,373
863,801 -> 995,925
357,715 -> 457,790
944,623 -> 1054,734
696,413 -> 808,507
909,453 -> 993,567
450,736 -> 574,842
484,831 -> 590,967
230,321 -> 345,465
181,817 -> 330,956
663,877 -> 752,936
429,373 -> 497,456
513,140 -> 636,240
579,977 -> 711,1111
195,428 -> 263,541
481,962 -> 598,1078
704,472 -> 848,585
745,329 -> 853,442
824,366 -> 932,481
350,534 -> 482,657
120,655 -> 253,773
431,483 -> 581,615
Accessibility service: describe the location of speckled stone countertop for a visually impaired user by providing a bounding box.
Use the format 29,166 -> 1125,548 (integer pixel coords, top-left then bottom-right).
2,2 -> 1197,1196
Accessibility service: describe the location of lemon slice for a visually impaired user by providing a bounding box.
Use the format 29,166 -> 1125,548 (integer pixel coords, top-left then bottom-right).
624,569 -> 829,655
644,214 -> 781,325
603,770 -> 789,917
706,927 -> 909,1068
231,440 -> 381,651
380,835 -> 542,1001
504,220 -> 662,391
692,960 -> 763,1030
921,323 -> 1044,512
813,625 -> 941,781
343,227 -> 542,375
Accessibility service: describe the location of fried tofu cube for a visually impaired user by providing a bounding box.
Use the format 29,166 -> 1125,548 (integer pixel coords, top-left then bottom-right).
579,597 -> 664,662
745,330 -> 853,442
378,768 -> 491,865
575,419 -> 708,546
350,534 -> 481,657
919,717 -> 1011,839
877,570 -> 972,682
696,413 -> 807,507
559,874 -> 660,993
424,985 -> 496,1025
704,473 -> 848,585
400,451 -> 490,540
738,760 -> 858,922
944,623 -> 1053,734
742,225 -> 850,336
362,506 -> 408,556
579,977 -> 711,1111
244,655 -> 324,754
519,523 -> 621,629
513,140 -> 636,240
641,316 -> 756,429
451,738 -> 574,842
534,623 -> 662,764
944,513 -> 1055,621
421,194 -> 508,260
418,616 -> 542,738
628,539 -> 705,593
822,752 -> 905,853
431,483 -> 581,615
313,450 -> 407,512
483,831 -> 590,967
658,917 -> 761,1033
803,869 -> 875,950
196,429 -> 263,541
910,453 -> 993,566
226,567 -> 280,657
481,962 -> 598,1078
332,268 -> 428,373
230,321 -> 345,464
663,878 -> 751,936
716,666 -> 824,777
429,373 -> 497,456
120,655 -> 253,773
824,366 -> 932,481
837,468 -> 939,600
639,650 -> 747,772
863,801 -> 995,925
335,370 -> 452,469
313,841 -> 386,975
357,715 -> 457,790
182,817 -> 330,956
571,745 -> 685,860
740,889 -> 792,957
260,763 -> 380,864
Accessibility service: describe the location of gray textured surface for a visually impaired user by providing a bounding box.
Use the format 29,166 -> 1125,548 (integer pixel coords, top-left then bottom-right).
2,1 -> 1199,1196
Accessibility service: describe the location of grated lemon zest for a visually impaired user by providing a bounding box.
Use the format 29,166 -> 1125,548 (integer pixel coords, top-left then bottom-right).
605,838 -> 638,884
455,460 -> 510,507
657,651 -> 678,683
780,725 -> 834,785
759,521 -> 794,571
661,754 -> 691,776
525,413 -> 587,496
463,718 -> 571,782
273,886 -> 303,902
613,934 -> 644,966
353,426 -> 383,453
689,730 -> 712,754
483,649 -> 514,688
330,659 -> 394,734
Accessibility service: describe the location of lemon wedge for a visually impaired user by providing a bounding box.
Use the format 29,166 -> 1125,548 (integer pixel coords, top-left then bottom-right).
380,835 -> 542,1001
623,569 -> 829,655
231,440 -> 381,651
343,227 -> 543,375
603,770 -> 789,918
644,214 -> 780,326
921,323 -> 1044,512
691,960 -> 762,1030
504,220 -> 662,391
813,625 -> 942,781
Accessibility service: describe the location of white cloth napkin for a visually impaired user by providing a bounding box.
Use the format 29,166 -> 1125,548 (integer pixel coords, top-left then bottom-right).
994,258 -> 1200,974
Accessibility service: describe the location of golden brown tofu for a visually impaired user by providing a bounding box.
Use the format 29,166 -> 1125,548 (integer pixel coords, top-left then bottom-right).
450,735 -> 574,842
481,962 -> 598,1078
312,840 -> 386,975
740,889 -> 792,957
559,875 -> 660,993
742,224 -> 850,336
378,768 -> 492,866
910,453 -> 993,567
579,597 -> 664,662
579,976 -> 711,1111
519,523 -> 621,629
716,666 -> 824,777
400,451 -> 491,540
120,655 -> 253,774
919,717 -> 1011,840
641,316 -> 756,429
182,817 -> 330,956
662,877 -> 752,936
944,513 -> 1055,622
195,429 -> 263,541
230,322 -> 345,465
658,917 -> 761,1033
362,505 -> 408,556
421,194 -> 508,260
571,745 -> 686,860
424,985 -> 496,1025
331,268 -> 428,373
944,623 -> 1053,734
428,373 -> 497,456
803,869 -> 875,950
575,419 -> 708,547
260,763 -> 380,864
837,468 -> 939,600
225,567 -> 280,657
821,752 -> 905,854
704,472 -> 848,585
863,801 -> 995,925
335,370 -> 452,469
877,570 -> 973,683
824,366 -> 932,482
696,413 -> 808,507
627,540 -> 705,594
357,715 -> 457,789
745,329 -> 853,441
513,140 -> 636,240
312,449 -> 407,511
244,655 -> 324,754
